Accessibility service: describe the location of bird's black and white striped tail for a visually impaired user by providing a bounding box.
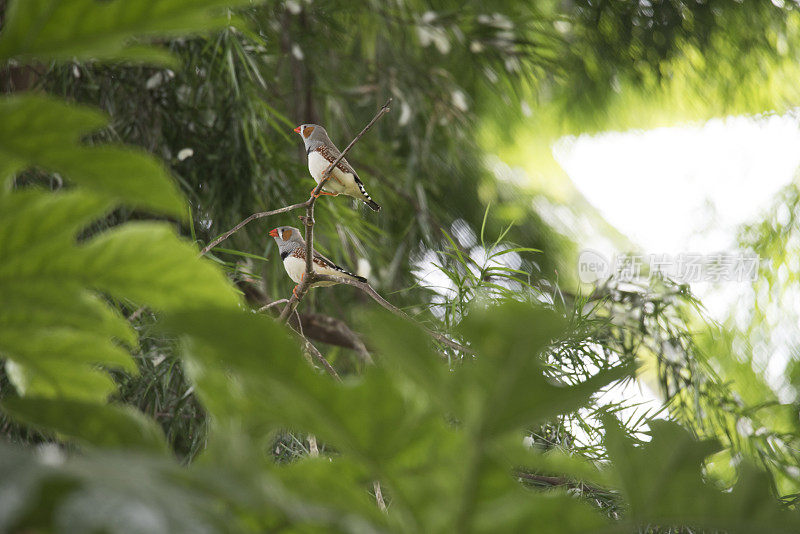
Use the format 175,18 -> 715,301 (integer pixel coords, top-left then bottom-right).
330,263 -> 367,283
314,253 -> 368,283
354,176 -> 381,212
343,269 -> 368,283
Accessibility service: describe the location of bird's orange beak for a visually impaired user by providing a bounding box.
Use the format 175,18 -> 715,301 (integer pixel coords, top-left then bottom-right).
268,228 -> 279,238
293,126 -> 302,133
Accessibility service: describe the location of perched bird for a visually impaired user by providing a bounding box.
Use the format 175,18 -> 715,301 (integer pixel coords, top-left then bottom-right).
269,226 -> 366,296
294,123 -> 381,211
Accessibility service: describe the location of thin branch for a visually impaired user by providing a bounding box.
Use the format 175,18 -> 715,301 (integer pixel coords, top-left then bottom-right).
308,435 -> 319,457
515,472 -> 606,496
304,340 -> 340,381
313,274 -> 474,355
293,309 -> 304,337
373,481 -> 387,512
279,98 -> 392,322
258,299 -> 289,312
199,201 -> 308,256
127,306 -> 146,322
282,298 -> 354,380
274,293 -> 340,380
290,327 -> 341,381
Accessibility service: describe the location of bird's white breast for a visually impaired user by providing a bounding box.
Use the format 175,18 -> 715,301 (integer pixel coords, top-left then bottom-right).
282,255 -> 307,284
308,151 -> 351,194
283,255 -> 338,287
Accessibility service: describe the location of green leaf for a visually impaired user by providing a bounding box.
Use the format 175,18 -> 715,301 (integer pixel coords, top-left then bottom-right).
456,302 -> 630,437
0,0 -> 252,64
364,306 -> 622,531
362,310 -> 451,411
0,188 -> 111,265
162,309 -> 439,471
604,416 -> 800,533
0,327 -> 134,372
0,439 -> 394,533
470,462 -> 609,534
495,433 -> 612,490
80,222 -> 242,311
1,397 -> 167,452
0,442 -> 237,533
5,360 -> 118,401
0,95 -> 186,217
275,457 -> 390,529
0,283 -> 136,347
0,191 -> 239,403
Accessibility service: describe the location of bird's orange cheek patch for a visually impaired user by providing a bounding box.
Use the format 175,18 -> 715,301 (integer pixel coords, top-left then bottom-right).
282,229 -> 292,241
303,126 -> 315,138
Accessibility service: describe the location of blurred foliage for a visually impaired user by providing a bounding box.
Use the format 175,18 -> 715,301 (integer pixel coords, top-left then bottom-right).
2,0 -> 800,532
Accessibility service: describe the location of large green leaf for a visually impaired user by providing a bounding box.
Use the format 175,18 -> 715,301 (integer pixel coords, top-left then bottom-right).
0,95 -> 186,217
0,0 -> 252,64
79,222 -> 242,311
364,305 -> 621,532
364,303 -> 630,441
5,359 -> 119,401
0,327 -> 133,372
162,309 -> 433,469
167,306 -> 618,533
0,442 -> 232,533
0,188 -> 111,263
0,283 -> 136,347
0,439 -> 397,533
0,191 -> 240,402
269,456 -> 392,531
1,397 -> 167,452
453,302 -> 630,437
360,311 -> 452,411
604,416 -> 800,533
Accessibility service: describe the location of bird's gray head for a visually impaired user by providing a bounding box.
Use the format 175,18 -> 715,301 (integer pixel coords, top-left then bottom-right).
269,226 -> 304,254
293,123 -> 330,148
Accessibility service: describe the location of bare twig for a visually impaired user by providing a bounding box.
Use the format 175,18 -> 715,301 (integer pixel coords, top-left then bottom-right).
199,201 -> 308,256
305,340 -> 340,380
373,481 -> 387,512
271,293 -> 341,380
515,472 -> 606,495
127,306 -> 146,322
281,310 -> 341,381
258,299 -> 289,312
313,274 -> 474,355
292,328 -> 341,381
308,435 -> 319,457
279,98 -> 392,322
293,309 -> 304,337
